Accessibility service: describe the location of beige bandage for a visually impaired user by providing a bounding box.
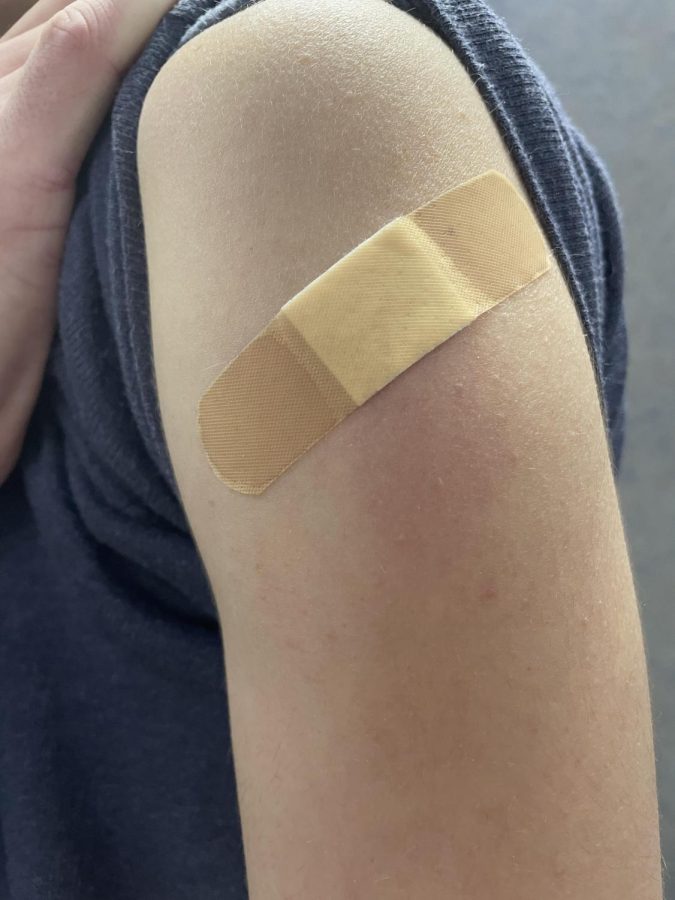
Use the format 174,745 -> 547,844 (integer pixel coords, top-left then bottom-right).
198,169 -> 551,495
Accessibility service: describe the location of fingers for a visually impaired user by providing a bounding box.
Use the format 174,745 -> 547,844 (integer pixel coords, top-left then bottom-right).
0,23 -> 41,78
1,0 -> 71,42
4,0 -> 177,188
0,0 -> 179,481
97,0 -> 179,71
0,68 -> 21,116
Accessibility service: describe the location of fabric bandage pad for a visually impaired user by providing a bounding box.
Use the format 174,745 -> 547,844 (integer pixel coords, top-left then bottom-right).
198,169 -> 551,495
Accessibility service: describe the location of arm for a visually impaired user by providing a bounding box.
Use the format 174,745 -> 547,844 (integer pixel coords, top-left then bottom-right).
137,0 -> 663,896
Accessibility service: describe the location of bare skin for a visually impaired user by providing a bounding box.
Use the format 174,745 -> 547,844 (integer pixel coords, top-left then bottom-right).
0,0 -> 176,483
138,0 -> 664,897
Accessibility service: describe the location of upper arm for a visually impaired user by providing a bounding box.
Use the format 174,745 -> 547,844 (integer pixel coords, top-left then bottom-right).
137,1 -> 662,897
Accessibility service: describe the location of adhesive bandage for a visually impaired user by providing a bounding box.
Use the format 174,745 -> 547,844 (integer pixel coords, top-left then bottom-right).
198,169 -> 551,494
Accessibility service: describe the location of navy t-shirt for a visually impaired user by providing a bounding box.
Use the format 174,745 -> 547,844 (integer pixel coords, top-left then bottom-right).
0,0 -> 627,896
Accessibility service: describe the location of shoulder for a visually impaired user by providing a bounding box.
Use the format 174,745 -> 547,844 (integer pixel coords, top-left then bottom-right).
136,0 -> 566,373
138,0 -> 480,158
136,0 -> 608,527
137,0 -> 506,244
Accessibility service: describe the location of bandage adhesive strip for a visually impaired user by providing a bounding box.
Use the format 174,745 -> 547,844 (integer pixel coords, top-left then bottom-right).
198,169 -> 551,495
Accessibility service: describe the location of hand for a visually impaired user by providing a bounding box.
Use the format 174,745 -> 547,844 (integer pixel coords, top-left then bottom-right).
0,0 -> 176,484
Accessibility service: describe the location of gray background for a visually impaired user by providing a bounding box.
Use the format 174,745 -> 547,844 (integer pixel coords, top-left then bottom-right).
490,0 -> 675,892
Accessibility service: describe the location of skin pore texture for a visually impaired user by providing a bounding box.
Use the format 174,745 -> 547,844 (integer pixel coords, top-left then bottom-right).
137,0 -> 663,897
